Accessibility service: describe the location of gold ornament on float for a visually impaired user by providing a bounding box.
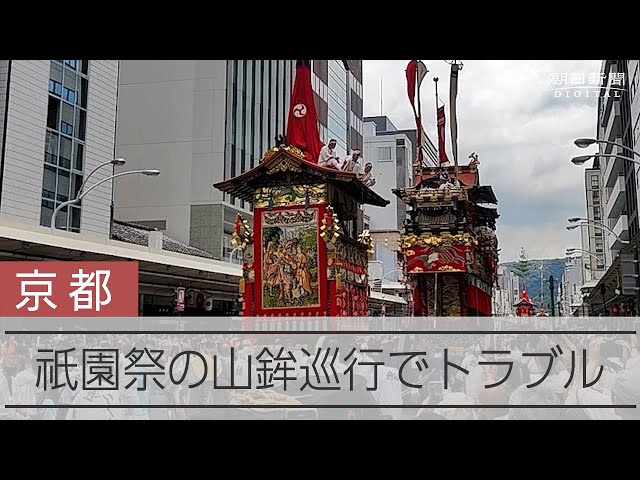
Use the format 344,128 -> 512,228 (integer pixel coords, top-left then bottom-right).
321,206 -> 341,244
231,213 -> 253,250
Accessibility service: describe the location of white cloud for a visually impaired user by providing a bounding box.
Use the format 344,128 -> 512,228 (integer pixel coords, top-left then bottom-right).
363,60 -> 602,262
497,223 -> 583,262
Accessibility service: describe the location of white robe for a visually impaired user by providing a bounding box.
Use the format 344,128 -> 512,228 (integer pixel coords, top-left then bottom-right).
318,145 -> 341,169
358,169 -> 375,187
341,155 -> 362,174
12,368 -> 37,419
0,370 -> 15,419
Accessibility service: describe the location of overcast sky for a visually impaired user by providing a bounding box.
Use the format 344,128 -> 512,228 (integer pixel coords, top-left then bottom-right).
363,60 -> 603,263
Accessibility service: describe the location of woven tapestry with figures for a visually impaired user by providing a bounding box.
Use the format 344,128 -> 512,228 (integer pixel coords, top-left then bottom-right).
261,209 -> 320,309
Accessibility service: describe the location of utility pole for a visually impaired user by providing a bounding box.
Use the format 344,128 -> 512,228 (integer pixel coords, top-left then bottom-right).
539,259 -> 544,310
549,275 -> 555,328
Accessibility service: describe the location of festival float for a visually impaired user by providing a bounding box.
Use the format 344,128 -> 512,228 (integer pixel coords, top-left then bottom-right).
396,60 -> 500,324
514,288 -> 535,316
214,60 -> 389,331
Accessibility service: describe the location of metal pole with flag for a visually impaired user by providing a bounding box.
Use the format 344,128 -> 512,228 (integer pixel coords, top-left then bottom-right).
434,78 -> 450,166
416,60 -> 428,167
448,60 -> 462,180
406,60 -> 428,184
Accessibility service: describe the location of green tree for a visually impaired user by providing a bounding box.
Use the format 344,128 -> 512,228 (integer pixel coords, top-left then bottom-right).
511,246 -> 532,287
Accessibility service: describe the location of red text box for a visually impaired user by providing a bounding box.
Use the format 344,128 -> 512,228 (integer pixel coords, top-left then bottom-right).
0,261 -> 138,317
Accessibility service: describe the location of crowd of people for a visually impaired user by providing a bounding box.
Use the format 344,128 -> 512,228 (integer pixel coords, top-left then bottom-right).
399,328 -> 640,420
317,139 -> 376,188
0,324 -> 638,420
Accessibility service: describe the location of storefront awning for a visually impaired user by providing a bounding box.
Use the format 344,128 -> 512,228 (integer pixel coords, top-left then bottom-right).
0,221 -> 242,300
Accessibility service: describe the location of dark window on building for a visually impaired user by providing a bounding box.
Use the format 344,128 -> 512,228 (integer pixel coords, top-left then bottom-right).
59,136 -> 72,169
71,173 -> 83,200
47,97 -> 60,129
61,101 -> 74,136
350,90 -> 363,118
378,146 -> 393,161
42,165 -> 57,199
351,129 -> 362,152
595,238 -> 604,253
45,131 -> 58,165
78,77 -> 88,109
313,60 -> 328,84
74,142 -> 83,171
40,199 -> 55,227
40,60 -> 89,232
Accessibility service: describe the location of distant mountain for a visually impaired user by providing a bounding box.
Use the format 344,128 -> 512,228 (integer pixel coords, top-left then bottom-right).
500,258 -> 566,308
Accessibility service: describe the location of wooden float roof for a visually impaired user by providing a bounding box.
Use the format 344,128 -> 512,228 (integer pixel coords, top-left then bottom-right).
213,145 -> 390,207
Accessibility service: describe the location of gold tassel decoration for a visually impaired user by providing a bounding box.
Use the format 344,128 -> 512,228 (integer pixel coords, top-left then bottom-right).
239,277 -> 245,294
321,205 -> 342,245
335,272 -> 342,290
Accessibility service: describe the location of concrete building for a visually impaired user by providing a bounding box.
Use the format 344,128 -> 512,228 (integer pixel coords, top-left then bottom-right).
0,60 -> 118,235
0,60 -> 249,316
582,165 -> 605,278
114,60 -> 363,261
492,265 -> 520,316
364,115 -> 438,167
362,118 -> 413,233
629,60 -> 640,216
560,255 -> 587,316
312,60 -> 364,157
592,60 -> 636,266
581,60 -> 640,315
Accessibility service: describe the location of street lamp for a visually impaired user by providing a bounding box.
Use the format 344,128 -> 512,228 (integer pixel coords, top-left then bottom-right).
566,264 -> 591,270
373,268 -> 405,293
51,169 -> 160,232
229,245 -> 243,264
575,138 -> 640,158
566,217 -> 629,244
566,248 -> 601,261
571,153 -> 640,166
79,158 -> 127,195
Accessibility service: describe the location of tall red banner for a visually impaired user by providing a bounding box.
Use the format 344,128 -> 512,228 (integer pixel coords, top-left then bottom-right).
406,60 -> 418,114
437,106 -> 450,164
286,60 -> 323,163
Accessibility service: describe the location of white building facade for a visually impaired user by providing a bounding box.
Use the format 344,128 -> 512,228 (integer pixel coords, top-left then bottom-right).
492,266 -> 520,316
0,60 -> 119,237
559,255 -> 587,316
